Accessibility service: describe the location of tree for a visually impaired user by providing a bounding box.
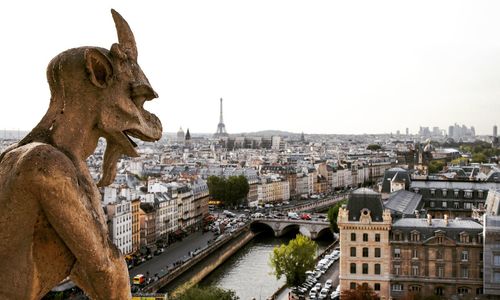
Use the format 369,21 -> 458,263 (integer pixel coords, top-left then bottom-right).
173,286 -> 239,300
327,199 -> 347,233
367,144 -> 382,151
472,152 -> 488,163
269,234 -> 317,286
341,284 -> 380,300
207,175 -> 249,208
428,160 -> 446,174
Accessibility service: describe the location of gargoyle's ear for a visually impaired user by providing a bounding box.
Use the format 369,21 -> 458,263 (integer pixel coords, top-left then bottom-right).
85,48 -> 113,88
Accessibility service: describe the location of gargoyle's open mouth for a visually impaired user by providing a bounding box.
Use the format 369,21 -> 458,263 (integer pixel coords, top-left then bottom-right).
123,131 -> 138,147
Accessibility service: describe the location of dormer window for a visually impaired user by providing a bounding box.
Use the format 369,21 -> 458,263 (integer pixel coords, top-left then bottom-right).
430,189 -> 436,196
460,232 -> 470,243
442,189 -> 448,197
411,231 -> 420,242
464,190 -> 473,199
454,189 -> 460,198
478,190 -> 484,198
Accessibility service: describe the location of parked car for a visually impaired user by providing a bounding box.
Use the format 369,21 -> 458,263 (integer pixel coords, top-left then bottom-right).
318,288 -> 329,299
325,279 -> 333,290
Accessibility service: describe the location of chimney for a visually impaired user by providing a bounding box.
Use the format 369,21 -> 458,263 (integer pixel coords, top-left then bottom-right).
415,210 -> 420,219
444,214 -> 448,226
427,214 -> 432,226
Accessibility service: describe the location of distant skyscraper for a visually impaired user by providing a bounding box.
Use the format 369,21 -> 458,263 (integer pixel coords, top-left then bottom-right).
448,126 -> 454,138
406,128 -> 409,136
214,98 -> 229,138
494,125 -> 498,137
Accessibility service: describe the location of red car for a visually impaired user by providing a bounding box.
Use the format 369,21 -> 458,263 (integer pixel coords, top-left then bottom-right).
300,213 -> 311,220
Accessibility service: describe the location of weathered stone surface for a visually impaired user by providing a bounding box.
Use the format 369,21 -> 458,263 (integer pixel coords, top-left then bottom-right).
0,9 -> 161,300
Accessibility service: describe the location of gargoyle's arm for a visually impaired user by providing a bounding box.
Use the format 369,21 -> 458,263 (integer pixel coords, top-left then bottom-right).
25,146 -> 131,300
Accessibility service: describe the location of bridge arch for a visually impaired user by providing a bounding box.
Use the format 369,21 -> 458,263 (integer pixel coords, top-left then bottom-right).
280,224 -> 300,238
250,221 -> 275,236
316,227 -> 334,240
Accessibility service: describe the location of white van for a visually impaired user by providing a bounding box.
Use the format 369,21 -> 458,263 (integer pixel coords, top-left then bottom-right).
288,212 -> 299,219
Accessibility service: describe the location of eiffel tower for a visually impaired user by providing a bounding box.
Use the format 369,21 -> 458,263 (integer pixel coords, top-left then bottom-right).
214,98 -> 229,138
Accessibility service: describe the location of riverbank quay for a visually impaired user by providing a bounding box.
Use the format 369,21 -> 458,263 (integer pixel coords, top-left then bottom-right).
169,229 -> 256,298
270,238 -> 339,300
142,224 -> 252,293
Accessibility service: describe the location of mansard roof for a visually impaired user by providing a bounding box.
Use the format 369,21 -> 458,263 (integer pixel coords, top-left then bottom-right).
347,188 -> 384,222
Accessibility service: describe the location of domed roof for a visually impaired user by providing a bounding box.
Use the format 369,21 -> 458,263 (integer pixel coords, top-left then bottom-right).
424,142 -> 435,152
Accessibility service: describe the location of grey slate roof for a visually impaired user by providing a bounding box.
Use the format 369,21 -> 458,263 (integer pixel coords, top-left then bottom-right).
384,190 -> 422,215
381,168 -> 411,193
347,188 -> 384,222
410,180 -> 500,191
393,218 -> 482,230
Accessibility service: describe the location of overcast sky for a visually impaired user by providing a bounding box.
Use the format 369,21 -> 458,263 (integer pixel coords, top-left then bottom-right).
1,1 -> 499,135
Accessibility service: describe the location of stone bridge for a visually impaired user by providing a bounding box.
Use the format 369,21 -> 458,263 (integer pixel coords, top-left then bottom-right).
250,218 -> 332,240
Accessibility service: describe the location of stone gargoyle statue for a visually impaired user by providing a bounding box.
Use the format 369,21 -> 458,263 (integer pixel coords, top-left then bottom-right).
0,9 -> 162,300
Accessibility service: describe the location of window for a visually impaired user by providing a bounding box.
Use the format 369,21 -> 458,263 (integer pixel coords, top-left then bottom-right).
454,202 -> 460,209
435,287 -> 444,296
442,201 -> 447,208
351,233 -> 356,241
375,248 -> 381,258
394,264 -> 401,275
375,264 -> 381,275
430,201 -> 435,208
464,191 -> 472,199
460,233 -> 469,243
363,247 -> 369,257
394,248 -> 401,258
394,232 -> 401,241
478,190 -> 484,198
350,263 -> 356,274
476,287 -> 483,295
412,265 -> 419,276
350,247 -> 356,257
350,282 -> 357,290
461,250 -> 469,261
362,263 -> 368,274
480,268 -> 483,279
392,284 -> 403,291
457,287 -> 469,294
410,286 -> 421,292
374,283 -> 380,291
494,254 -> 500,266
363,233 -> 368,242
494,272 -> 500,283
464,202 -> 472,209
454,190 -> 459,198
436,249 -> 443,260
412,248 -> 418,259
461,267 -> 469,278
375,233 -> 380,242
410,231 -> 420,242
442,189 -> 447,197
437,265 -> 444,278
430,189 -> 435,196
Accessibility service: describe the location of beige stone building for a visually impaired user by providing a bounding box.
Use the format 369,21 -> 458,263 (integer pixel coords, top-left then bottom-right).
131,198 -> 141,253
338,188 -> 392,299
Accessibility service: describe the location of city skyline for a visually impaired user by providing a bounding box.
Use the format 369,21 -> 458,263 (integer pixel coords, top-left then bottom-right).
1,1 -> 500,135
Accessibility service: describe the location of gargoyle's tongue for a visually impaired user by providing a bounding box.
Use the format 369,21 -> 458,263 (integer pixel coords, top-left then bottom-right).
97,143 -> 123,187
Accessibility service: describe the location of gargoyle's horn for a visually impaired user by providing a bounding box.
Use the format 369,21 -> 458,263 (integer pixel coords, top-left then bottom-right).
111,9 -> 138,60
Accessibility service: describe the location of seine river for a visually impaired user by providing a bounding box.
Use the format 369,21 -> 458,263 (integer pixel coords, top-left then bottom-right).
200,232 -> 332,300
